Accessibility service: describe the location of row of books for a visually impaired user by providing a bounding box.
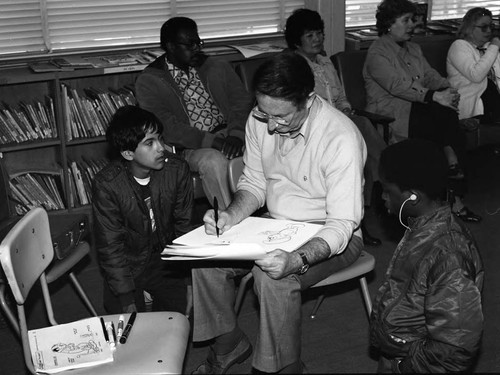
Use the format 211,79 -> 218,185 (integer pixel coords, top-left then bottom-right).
0,97 -> 57,145
67,158 -> 108,208
8,158 -> 108,215
9,173 -> 65,215
61,84 -> 137,141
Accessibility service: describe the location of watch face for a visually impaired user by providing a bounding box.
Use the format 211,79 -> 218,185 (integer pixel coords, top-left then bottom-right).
299,264 -> 309,274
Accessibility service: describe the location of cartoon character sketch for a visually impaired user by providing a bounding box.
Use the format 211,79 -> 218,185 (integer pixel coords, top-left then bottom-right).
51,340 -> 99,355
261,224 -> 305,244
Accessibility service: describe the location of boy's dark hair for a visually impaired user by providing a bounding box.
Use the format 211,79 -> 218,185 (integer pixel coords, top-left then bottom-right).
376,0 -> 417,36
379,139 -> 448,200
106,105 -> 163,156
252,52 -> 314,107
160,17 -> 198,50
285,8 -> 324,50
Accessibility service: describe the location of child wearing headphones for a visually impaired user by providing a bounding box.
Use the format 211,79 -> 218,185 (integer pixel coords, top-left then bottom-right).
370,139 -> 484,373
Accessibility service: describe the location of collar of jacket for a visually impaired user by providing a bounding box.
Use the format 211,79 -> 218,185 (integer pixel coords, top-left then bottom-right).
407,204 -> 451,231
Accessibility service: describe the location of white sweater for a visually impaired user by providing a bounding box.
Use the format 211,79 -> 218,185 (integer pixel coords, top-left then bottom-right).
447,39 -> 500,119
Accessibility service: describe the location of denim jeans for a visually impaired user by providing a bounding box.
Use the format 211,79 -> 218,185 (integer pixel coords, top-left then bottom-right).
192,235 -> 363,372
183,148 -> 231,209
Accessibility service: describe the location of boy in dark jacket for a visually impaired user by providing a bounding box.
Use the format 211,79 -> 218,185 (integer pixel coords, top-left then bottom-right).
92,105 -> 194,314
371,139 -> 483,373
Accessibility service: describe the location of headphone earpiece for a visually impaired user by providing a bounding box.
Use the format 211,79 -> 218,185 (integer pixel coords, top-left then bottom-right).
409,193 -> 417,201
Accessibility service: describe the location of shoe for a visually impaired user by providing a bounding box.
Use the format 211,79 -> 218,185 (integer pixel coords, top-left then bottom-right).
363,232 -> 382,246
361,220 -> 382,247
454,207 -> 482,223
192,335 -> 252,374
448,164 -> 465,180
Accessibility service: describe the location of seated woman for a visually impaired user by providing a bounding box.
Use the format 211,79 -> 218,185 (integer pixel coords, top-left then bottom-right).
363,0 -> 481,223
447,7 -> 500,126
285,8 -> 386,246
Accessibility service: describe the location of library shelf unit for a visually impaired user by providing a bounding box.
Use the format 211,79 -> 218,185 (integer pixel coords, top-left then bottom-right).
0,63 -> 146,219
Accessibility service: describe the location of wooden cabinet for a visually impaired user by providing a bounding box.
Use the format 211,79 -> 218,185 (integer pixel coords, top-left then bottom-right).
0,65 -> 145,217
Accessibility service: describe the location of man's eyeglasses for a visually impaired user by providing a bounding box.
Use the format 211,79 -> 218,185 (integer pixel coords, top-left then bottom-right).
474,24 -> 495,32
175,39 -> 204,50
251,107 -> 289,126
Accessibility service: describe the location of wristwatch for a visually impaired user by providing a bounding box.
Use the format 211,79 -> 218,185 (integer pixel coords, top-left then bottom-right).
297,252 -> 309,275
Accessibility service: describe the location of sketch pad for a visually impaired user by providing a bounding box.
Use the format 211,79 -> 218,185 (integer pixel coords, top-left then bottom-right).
162,217 -> 322,261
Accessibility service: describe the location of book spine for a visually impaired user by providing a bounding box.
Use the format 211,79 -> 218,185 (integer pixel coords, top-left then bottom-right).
70,161 -> 89,205
61,84 -> 73,141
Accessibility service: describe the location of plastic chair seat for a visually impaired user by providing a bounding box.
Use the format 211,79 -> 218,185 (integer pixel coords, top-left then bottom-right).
311,251 -> 375,288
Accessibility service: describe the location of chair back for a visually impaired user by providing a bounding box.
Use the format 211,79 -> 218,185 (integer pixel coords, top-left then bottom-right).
228,156 -> 244,193
331,50 -> 368,110
0,207 -> 54,305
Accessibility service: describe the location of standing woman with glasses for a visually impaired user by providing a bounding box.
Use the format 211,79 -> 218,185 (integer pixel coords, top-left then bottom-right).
447,7 -> 500,125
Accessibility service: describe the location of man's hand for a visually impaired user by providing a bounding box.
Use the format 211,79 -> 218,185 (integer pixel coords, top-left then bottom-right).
221,136 -> 244,159
203,208 -> 238,236
255,250 -> 302,280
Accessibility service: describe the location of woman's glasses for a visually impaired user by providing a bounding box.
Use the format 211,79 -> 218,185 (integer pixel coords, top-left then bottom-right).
475,24 -> 494,32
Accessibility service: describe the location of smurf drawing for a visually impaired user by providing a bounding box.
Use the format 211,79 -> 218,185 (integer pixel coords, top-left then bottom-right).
261,224 -> 305,244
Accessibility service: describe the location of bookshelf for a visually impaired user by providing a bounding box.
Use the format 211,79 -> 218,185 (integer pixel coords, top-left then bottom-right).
0,64 -> 144,217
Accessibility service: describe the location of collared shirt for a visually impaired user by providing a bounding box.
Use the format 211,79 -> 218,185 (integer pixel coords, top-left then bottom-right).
364,35 -> 448,141
238,95 -> 366,256
166,59 -> 224,132
298,52 -> 351,111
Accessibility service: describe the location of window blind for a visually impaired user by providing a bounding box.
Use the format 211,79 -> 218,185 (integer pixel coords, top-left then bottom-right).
0,0 -> 46,55
0,0 -> 303,57
346,0 -> 500,28
430,1 -> 500,20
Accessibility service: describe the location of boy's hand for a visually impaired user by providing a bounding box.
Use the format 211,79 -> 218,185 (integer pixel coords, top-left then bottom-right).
123,303 -> 137,313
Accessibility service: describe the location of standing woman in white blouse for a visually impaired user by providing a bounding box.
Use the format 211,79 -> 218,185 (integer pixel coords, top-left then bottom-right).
447,7 -> 500,124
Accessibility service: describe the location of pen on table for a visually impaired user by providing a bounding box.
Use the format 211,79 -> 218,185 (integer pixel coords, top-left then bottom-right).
117,314 -> 124,341
119,312 -> 137,344
105,321 -> 116,349
100,317 -> 109,342
214,196 -> 219,238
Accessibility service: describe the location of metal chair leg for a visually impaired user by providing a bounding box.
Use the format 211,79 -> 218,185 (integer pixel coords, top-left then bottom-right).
68,272 -> 98,316
310,294 -> 326,320
235,273 -> 253,314
359,276 -> 372,317
0,281 -> 20,336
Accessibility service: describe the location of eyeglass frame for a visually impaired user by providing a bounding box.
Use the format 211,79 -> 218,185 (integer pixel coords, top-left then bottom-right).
251,107 -> 290,126
474,23 -> 495,32
174,39 -> 205,50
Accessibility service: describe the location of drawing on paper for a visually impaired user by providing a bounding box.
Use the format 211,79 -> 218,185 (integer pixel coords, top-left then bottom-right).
260,224 -> 305,244
51,340 -> 100,355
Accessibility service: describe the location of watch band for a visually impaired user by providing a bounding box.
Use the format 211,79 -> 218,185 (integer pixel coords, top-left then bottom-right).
297,251 -> 309,275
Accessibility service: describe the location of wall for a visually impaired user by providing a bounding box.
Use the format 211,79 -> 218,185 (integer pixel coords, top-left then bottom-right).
305,0 -> 346,55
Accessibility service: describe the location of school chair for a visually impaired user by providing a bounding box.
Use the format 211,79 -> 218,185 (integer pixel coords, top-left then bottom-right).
0,207 -> 190,374
0,165 -> 97,333
228,157 -> 375,319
